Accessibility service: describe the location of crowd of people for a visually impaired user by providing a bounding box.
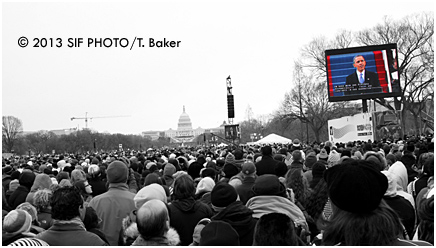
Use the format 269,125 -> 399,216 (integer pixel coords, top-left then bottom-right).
2,136 -> 434,246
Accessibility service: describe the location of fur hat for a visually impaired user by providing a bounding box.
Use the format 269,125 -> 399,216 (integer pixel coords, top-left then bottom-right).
107,161 -> 128,183
199,221 -> 240,246
324,160 -> 388,214
134,183 -> 167,208
211,182 -> 238,208
196,177 -> 216,195
252,174 -> 286,197
241,162 -> 256,176
16,202 -> 38,223
3,209 -> 32,235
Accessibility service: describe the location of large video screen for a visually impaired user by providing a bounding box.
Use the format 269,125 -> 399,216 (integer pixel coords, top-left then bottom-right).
325,44 -> 401,102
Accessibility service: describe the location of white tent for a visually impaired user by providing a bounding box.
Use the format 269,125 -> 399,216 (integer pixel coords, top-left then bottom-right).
254,133 -> 293,145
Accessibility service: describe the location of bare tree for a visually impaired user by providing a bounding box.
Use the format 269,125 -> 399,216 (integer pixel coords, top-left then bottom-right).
356,13 -> 434,135
2,116 -> 23,153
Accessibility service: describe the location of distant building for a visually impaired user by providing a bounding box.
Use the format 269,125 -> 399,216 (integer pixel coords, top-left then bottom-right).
142,106 -> 225,145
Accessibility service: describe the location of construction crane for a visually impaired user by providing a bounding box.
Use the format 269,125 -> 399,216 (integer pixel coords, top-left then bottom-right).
70,112 -> 130,129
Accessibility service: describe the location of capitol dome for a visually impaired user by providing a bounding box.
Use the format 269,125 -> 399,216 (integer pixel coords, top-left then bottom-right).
177,106 -> 193,131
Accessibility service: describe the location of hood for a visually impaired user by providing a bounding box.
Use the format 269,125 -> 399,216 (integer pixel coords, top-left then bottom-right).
30,174 -> 52,192
171,197 -> 198,212
19,171 -> 36,189
388,161 -> 408,191
211,201 -> 254,236
380,171 -> 397,197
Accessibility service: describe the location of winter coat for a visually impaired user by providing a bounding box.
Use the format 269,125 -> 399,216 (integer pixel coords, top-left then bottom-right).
36,218 -> 106,246
211,201 -> 257,246
255,156 -> 279,176
131,228 -> 180,246
236,176 -> 256,205
88,183 -> 136,246
168,197 -> 214,246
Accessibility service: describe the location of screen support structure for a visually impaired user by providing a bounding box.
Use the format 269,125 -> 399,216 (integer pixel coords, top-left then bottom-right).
362,99 -> 368,113
226,76 -> 234,125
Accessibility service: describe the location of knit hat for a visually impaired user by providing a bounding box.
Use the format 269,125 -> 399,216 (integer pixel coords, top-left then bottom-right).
241,161 -> 256,176
318,149 -> 328,160
134,183 -> 167,208
225,153 -> 236,165
211,182 -> 238,208
327,150 -> 341,168
3,209 -> 32,235
222,163 -> 239,179
163,163 -> 176,177
324,160 -> 388,214
304,154 -> 317,169
196,177 -> 216,195
364,151 -> 387,171
3,166 -> 13,175
106,161 -> 128,183
199,221 -> 240,246
252,174 -> 286,197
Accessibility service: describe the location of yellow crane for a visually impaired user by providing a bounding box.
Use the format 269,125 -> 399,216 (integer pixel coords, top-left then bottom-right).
70,112 -> 130,129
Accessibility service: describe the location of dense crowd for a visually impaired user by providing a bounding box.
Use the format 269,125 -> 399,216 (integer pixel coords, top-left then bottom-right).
1,136 -> 434,246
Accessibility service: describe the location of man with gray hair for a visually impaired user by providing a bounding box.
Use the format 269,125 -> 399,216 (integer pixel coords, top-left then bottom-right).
132,199 -> 180,246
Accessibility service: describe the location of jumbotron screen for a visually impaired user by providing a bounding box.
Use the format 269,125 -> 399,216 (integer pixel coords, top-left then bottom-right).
325,44 -> 401,102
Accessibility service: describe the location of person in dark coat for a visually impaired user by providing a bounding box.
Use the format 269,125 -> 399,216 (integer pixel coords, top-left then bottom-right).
235,162 -> 257,205
210,182 -> 257,246
8,171 -> 35,209
255,146 -> 279,176
87,164 -> 107,197
168,174 -> 214,246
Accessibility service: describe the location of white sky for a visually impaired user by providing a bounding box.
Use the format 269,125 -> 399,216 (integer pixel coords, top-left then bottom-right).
2,1 -> 434,135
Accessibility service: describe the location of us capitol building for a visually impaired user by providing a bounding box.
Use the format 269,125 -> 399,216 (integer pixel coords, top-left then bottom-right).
142,106 -> 225,145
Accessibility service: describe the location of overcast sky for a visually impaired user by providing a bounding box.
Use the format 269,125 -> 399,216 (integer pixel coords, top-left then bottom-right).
2,1 -> 434,135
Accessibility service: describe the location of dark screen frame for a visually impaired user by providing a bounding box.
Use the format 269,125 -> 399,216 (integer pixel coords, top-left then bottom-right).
325,43 -> 401,102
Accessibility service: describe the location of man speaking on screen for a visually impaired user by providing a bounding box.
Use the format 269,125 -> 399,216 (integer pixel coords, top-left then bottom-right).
345,55 -> 381,94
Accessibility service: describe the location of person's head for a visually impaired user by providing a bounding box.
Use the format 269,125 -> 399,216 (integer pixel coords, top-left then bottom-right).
417,195 -> 434,244
136,199 -> 169,240
252,174 -> 286,197
196,177 -> 216,196
106,161 -> 129,184
134,183 -> 167,209
51,186 -> 83,221
33,189 -> 52,212
173,174 -> 195,200
353,55 -> 366,72
199,221 -> 240,246
3,209 -> 33,235
261,146 -> 273,156
83,206 -> 100,230
253,212 -> 300,246
210,182 -> 238,211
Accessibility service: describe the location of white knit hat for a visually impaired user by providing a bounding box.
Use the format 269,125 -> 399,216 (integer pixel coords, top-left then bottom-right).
3,210 -> 32,235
